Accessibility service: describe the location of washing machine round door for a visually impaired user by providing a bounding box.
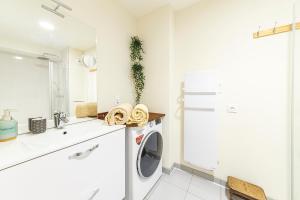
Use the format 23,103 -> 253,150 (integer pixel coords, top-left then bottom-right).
137,131 -> 163,178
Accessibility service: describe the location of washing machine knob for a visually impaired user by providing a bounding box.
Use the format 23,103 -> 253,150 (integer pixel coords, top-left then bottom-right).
136,134 -> 144,145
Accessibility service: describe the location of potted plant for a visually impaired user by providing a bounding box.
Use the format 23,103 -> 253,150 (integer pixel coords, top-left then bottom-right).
130,36 -> 145,104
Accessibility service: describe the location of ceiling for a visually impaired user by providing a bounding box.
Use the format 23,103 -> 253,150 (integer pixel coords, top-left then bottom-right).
117,0 -> 202,17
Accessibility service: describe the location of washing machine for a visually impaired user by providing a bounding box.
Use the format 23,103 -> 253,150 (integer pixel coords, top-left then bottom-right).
126,118 -> 163,200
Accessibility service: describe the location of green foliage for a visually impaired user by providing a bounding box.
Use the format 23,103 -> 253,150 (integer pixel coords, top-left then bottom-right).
130,36 -> 144,62
130,36 -> 145,104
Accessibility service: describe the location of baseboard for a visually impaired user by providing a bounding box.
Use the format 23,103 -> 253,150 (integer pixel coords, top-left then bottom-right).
162,165 -> 174,175
163,163 -> 224,186
174,163 -> 226,187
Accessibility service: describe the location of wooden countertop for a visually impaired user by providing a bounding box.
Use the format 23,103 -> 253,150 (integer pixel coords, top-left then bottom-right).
97,112 -> 165,127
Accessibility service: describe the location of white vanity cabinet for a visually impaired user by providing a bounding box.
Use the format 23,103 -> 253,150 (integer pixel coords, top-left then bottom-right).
0,128 -> 125,200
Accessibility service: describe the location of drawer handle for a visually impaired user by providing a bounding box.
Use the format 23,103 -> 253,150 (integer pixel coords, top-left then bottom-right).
88,188 -> 100,200
68,144 -> 99,160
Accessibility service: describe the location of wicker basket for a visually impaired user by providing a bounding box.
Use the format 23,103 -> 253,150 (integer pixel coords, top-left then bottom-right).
28,118 -> 47,134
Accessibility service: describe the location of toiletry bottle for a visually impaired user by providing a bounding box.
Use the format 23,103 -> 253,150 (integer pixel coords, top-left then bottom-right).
0,110 -> 18,142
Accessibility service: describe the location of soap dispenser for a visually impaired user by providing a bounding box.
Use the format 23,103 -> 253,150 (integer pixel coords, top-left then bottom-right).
0,109 -> 18,142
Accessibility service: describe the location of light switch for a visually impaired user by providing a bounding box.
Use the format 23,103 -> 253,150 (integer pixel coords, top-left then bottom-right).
227,105 -> 238,113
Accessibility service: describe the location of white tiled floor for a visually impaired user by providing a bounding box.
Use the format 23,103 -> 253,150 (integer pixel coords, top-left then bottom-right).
145,169 -> 229,200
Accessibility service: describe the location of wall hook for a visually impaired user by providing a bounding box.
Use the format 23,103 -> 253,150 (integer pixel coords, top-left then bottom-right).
273,21 -> 277,33
257,25 -> 261,37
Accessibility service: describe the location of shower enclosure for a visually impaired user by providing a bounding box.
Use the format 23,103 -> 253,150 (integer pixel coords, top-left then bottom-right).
0,50 -> 68,123
49,57 -> 69,117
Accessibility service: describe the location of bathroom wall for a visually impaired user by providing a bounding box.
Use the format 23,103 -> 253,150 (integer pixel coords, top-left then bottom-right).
293,33 -> 300,200
84,48 -> 98,104
68,48 -> 97,117
136,0 -> 293,199
63,0 -> 137,112
0,51 -> 49,123
0,37 -> 59,58
172,0 -> 293,199
137,6 -> 175,169
68,48 -> 89,117
293,2 -> 300,199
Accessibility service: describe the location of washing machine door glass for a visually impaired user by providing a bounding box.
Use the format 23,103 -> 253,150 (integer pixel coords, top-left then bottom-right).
137,131 -> 163,178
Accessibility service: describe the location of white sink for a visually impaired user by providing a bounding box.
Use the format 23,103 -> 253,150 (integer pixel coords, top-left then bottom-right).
19,120 -> 112,151
20,129 -> 71,150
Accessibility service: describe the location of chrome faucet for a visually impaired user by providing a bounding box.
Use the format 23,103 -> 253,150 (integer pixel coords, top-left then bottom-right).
54,112 -> 69,129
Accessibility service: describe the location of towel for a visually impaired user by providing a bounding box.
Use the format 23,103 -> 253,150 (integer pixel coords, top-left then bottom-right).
105,103 -> 133,125
127,104 -> 149,127
76,102 -> 98,118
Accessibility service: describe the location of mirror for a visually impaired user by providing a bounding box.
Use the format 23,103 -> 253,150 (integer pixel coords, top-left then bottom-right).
81,55 -> 97,68
0,0 -> 98,133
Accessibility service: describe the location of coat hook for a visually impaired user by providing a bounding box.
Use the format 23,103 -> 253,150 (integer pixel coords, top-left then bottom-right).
257,25 -> 261,37
273,21 -> 277,33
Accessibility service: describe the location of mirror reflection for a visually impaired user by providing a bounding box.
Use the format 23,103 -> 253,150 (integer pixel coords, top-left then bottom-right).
0,0 -> 98,133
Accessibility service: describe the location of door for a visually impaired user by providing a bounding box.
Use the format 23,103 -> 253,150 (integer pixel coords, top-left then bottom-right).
137,131 -> 163,178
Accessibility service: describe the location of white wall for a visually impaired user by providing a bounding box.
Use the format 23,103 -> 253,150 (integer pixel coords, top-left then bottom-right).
293,34 -> 300,200
63,0 -> 137,112
137,6 -> 174,169
0,37 -> 60,58
293,2 -> 300,199
68,48 -> 97,117
172,0 -> 293,199
0,51 -> 49,123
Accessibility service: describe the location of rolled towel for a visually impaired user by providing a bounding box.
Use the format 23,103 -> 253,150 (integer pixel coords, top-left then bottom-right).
127,104 -> 149,127
105,103 -> 133,125
76,102 -> 98,118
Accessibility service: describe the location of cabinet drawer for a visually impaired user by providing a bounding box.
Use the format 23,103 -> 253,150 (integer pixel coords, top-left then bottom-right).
0,129 -> 125,200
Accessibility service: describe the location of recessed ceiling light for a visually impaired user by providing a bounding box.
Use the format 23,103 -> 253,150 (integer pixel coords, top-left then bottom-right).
39,21 -> 55,31
14,56 -> 23,60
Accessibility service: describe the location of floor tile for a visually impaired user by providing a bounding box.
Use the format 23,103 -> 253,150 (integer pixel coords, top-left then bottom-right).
230,196 -> 245,200
185,193 -> 205,200
220,188 -> 229,200
161,168 -> 193,191
144,178 -> 162,199
188,175 -> 223,200
148,180 -> 187,200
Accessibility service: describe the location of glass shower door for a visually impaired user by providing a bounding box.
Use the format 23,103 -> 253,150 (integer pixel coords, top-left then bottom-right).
49,58 -> 69,118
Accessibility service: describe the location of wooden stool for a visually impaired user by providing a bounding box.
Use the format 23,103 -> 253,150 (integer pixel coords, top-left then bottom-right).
227,176 -> 267,200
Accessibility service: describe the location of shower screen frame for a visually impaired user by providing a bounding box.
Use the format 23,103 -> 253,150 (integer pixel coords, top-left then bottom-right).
48,59 -> 70,119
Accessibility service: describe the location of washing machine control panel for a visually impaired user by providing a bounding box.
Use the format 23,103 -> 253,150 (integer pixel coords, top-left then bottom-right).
148,118 -> 162,128
155,118 -> 161,125
149,121 -> 154,128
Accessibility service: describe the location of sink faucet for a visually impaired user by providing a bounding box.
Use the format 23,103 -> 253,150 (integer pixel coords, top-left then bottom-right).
54,112 -> 69,129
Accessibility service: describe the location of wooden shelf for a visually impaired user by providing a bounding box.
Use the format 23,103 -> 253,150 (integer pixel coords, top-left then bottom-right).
97,112 -> 165,127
